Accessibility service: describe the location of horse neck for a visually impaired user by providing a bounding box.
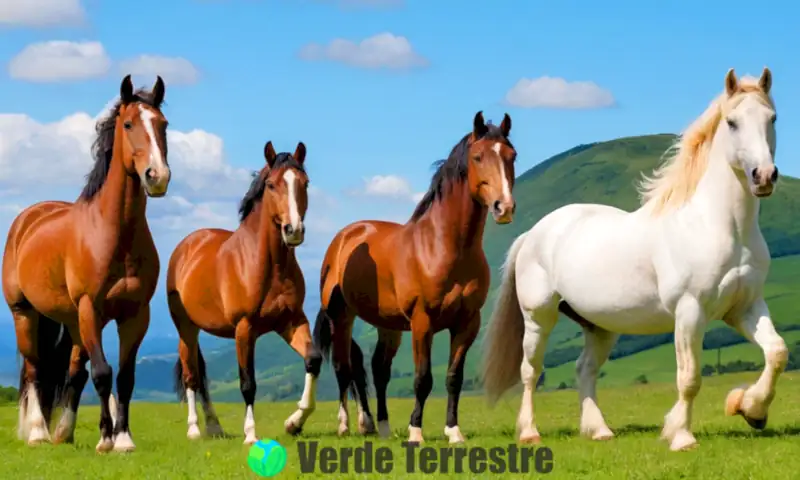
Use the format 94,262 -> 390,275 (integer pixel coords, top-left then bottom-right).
240,199 -> 293,282
95,138 -> 147,241
414,181 -> 488,253
690,134 -> 760,238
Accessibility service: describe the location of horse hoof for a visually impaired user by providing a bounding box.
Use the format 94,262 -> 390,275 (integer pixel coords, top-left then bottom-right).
28,426 -> 51,446
407,426 -> 424,444
337,425 -> 350,437
444,426 -> 466,444
669,431 -> 698,452
592,430 -> 615,441
243,436 -> 258,446
285,422 -> 303,436
96,437 -> 114,453
187,425 -> 202,440
378,421 -> 392,439
113,432 -> 136,453
519,433 -> 541,444
743,415 -> 768,430
724,387 -> 746,416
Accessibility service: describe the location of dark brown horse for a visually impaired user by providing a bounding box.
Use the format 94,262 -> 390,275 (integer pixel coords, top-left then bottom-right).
167,141 -> 320,445
313,112 -> 516,444
2,75 -> 171,453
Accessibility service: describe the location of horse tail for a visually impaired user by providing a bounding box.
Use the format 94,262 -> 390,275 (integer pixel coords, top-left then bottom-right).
173,345 -> 209,404
482,231 -> 528,407
312,308 -> 333,364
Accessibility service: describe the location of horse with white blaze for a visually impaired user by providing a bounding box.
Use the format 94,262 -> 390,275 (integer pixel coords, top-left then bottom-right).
481,67 -> 787,452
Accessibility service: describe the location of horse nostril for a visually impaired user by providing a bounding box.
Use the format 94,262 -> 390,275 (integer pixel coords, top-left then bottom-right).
283,224 -> 293,235
751,168 -> 759,181
493,200 -> 501,212
771,167 -> 779,182
145,167 -> 156,181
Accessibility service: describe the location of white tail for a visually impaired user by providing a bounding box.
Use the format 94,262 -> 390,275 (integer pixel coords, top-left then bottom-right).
482,231 -> 528,406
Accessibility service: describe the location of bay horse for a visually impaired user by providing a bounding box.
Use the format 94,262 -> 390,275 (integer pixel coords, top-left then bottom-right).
313,111 -> 517,444
167,141 -> 320,445
3,75 -> 171,453
482,68 -> 786,452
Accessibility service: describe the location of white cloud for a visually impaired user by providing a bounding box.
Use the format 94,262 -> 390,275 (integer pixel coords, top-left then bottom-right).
348,174 -> 422,203
8,41 -> 110,82
118,55 -> 200,86
504,76 -> 615,109
0,0 -> 85,27
298,33 -> 427,70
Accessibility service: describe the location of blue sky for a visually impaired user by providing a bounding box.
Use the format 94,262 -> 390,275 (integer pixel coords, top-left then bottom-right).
0,0 -> 798,347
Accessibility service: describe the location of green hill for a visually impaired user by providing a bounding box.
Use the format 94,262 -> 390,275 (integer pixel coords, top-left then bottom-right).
130,134 -> 800,403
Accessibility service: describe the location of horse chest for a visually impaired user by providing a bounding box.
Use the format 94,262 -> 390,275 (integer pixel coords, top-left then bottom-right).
714,263 -> 762,311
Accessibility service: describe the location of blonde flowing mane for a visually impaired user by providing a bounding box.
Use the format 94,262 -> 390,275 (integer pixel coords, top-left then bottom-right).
637,75 -> 774,215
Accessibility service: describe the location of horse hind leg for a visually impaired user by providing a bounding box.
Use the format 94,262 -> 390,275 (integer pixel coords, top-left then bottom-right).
14,307 -> 60,446
53,339 -> 90,445
570,316 -> 618,441
371,328 -> 401,438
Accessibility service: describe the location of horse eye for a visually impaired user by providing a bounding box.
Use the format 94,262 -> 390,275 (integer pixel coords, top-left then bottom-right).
123,121 -> 133,130
771,114 -> 777,124
726,118 -> 737,130
266,181 -> 275,190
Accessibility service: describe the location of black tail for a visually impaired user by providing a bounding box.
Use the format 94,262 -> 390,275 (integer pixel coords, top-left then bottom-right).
18,316 -> 72,419
312,307 -> 369,401
173,346 -> 209,404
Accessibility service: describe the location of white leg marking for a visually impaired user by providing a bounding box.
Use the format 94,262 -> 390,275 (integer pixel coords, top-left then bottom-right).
186,389 -> 201,440
337,399 -> 350,436
25,383 -> 50,445
243,405 -> 257,445
444,425 -> 465,444
55,409 -> 77,443
285,373 -> 317,434
113,431 -> 136,452
96,394 -> 116,453
17,389 -> 29,440
407,426 -> 423,443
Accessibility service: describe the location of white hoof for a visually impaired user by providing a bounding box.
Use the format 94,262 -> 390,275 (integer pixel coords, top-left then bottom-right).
96,436 -> 114,453
113,432 -> 136,452
358,414 -> 376,435
590,427 -> 615,441
27,424 -> 51,445
407,426 -> 424,444
244,434 -> 258,445
338,423 -> 350,437
669,430 -> 698,452
444,426 -> 465,444
378,420 -> 391,438
187,424 -> 202,440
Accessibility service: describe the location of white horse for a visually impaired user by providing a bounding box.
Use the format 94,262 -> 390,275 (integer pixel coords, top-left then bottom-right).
481,67 -> 787,452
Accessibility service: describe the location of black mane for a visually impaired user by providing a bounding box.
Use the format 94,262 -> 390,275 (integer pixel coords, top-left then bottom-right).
238,152 -> 306,222
78,89 -> 163,201
410,123 -> 511,221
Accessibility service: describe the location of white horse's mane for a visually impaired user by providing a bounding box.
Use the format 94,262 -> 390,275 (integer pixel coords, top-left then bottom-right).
637,76 -> 774,215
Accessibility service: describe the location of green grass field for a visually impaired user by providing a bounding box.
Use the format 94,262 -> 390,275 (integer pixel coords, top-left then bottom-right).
2,371 -> 800,479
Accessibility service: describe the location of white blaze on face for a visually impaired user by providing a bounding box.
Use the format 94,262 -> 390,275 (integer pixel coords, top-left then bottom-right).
283,169 -> 301,231
493,142 -> 512,202
138,105 -> 168,176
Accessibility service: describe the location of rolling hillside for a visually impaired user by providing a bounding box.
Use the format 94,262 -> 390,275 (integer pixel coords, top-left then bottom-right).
111,134 -> 800,403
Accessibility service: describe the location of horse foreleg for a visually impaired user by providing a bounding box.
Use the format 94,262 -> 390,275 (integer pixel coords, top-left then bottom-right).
77,296 -> 114,453
235,319 -> 258,445
724,298 -> 788,430
372,328 -> 401,438
443,316 -> 480,445
53,341 -> 89,444
407,313 -> 433,444
280,317 -> 322,435
576,325 -> 618,440
111,305 -> 150,452
518,305 -> 557,444
662,298 -> 705,451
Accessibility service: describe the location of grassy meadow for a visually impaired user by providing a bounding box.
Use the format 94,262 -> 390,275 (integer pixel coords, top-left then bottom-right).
2,371 -> 800,479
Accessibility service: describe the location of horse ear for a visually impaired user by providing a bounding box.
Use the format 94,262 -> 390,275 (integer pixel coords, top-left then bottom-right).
725,68 -> 739,97
120,75 -> 134,104
473,111 -> 488,138
500,113 -> 512,137
152,76 -> 165,108
758,67 -> 772,94
294,142 -> 306,165
264,141 -> 277,168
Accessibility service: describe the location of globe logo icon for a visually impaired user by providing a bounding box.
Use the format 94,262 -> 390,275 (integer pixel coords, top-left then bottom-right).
247,439 -> 287,477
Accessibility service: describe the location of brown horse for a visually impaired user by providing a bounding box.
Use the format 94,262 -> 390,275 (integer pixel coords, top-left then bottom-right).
313,111 -> 517,444
2,75 -> 171,453
167,140 -> 320,445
